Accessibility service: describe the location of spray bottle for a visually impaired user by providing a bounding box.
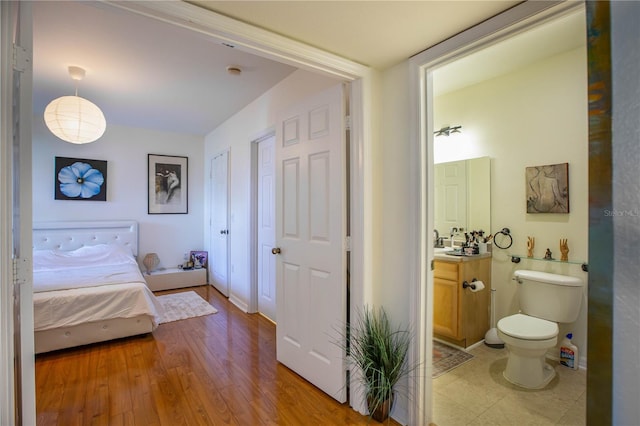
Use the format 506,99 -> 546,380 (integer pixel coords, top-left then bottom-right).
560,333 -> 579,370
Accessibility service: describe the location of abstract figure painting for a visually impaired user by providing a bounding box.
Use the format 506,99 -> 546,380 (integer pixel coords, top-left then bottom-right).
526,163 -> 569,213
148,154 -> 188,214
55,157 -> 107,201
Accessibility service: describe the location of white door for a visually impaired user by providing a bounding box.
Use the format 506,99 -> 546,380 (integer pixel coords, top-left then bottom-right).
275,83 -> 346,402
210,151 -> 229,296
257,136 -> 277,322
434,160 -> 467,236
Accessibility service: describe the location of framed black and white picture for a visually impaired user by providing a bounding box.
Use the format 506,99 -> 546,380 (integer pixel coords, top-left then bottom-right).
55,157 -> 107,201
148,154 -> 188,214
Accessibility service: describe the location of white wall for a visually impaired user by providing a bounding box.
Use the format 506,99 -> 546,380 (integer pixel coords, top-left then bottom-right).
203,69 -> 340,311
378,61 -> 412,316
32,119 -> 205,270
612,1 -> 640,423
434,47 -> 589,362
376,61 -> 412,424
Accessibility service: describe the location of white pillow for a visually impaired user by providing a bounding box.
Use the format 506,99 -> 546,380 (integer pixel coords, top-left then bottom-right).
33,244 -> 136,271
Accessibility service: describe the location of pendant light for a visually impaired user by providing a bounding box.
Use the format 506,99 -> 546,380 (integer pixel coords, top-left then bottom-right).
44,66 -> 106,144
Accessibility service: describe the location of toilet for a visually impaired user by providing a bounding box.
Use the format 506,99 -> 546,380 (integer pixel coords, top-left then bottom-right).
497,270 -> 582,389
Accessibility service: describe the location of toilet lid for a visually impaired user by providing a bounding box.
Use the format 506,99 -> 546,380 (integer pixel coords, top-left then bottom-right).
497,313 -> 558,340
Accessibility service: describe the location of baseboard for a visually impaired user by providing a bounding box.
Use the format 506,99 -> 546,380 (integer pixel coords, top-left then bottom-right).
546,350 -> 587,371
229,294 -> 249,313
465,339 -> 486,351
433,336 -> 465,351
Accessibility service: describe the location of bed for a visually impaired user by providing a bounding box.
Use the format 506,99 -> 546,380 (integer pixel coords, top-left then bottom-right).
32,221 -> 164,354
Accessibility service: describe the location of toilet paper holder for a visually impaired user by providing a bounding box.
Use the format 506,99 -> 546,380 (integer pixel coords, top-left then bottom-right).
462,278 -> 479,290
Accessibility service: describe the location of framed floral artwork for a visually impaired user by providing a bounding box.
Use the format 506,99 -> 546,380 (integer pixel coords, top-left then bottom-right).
148,154 -> 188,214
55,157 -> 107,201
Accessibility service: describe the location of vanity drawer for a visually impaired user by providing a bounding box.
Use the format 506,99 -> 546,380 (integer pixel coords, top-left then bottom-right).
434,261 -> 458,281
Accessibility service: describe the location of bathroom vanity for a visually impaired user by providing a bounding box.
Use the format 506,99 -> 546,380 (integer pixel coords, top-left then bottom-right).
433,254 -> 491,348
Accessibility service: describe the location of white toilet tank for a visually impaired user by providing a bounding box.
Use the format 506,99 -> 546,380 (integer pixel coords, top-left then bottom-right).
514,270 -> 583,323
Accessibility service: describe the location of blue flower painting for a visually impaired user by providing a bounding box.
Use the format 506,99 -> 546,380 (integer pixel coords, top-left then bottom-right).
55,157 -> 107,201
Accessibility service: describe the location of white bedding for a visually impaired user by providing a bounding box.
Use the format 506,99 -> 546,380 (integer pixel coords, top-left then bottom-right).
33,244 -> 164,332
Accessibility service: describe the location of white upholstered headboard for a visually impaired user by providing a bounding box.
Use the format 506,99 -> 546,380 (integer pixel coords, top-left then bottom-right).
32,221 -> 139,256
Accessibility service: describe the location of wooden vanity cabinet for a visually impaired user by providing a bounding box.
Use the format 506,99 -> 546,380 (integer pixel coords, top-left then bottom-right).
433,256 -> 491,348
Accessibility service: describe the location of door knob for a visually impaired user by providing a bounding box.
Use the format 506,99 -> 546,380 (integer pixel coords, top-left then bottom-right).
271,247 -> 281,255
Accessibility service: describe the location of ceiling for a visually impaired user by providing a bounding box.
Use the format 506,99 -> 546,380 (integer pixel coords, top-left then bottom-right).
33,1 -> 584,138
188,1 -> 521,70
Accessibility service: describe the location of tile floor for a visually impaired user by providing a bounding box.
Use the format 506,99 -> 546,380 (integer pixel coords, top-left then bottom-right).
432,343 -> 586,425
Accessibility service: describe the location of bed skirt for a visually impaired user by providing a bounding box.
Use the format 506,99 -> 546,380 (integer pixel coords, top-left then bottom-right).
34,315 -> 154,354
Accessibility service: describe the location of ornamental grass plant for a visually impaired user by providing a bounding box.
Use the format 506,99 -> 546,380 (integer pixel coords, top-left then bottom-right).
345,306 -> 415,423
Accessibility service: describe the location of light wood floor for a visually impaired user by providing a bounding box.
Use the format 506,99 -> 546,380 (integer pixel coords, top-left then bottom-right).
35,285 -> 397,426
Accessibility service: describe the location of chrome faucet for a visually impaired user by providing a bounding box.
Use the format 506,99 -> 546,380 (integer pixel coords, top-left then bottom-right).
450,227 -> 458,248
433,229 -> 440,247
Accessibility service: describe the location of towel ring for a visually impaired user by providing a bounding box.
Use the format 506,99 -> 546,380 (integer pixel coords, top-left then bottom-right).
493,227 -> 513,249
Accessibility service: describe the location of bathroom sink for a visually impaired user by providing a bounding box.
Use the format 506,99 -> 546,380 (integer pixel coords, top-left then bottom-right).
434,247 -> 454,254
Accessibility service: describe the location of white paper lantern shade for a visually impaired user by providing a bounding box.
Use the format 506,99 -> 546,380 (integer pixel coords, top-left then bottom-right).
44,95 -> 106,144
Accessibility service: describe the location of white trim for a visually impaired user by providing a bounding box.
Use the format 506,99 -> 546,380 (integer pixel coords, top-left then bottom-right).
0,3 -> 16,423
249,128 -> 276,315
347,77 -> 369,415
107,1 -> 368,81
408,1 -> 581,423
229,295 -> 250,313
5,1 -> 36,424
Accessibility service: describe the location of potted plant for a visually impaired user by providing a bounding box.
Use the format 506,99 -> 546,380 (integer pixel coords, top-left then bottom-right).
341,306 -> 414,423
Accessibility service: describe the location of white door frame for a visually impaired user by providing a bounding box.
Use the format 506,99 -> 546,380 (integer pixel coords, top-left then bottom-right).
408,1 -> 583,423
1,1 -> 35,424
249,129 -> 276,315
103,1 -> 373,414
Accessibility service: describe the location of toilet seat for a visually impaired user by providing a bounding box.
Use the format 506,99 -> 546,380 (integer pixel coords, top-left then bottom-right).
497,313 -> 558,340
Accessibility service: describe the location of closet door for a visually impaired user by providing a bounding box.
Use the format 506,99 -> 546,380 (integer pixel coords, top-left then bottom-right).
257,135 -> 276,322
210,151 -> 229,296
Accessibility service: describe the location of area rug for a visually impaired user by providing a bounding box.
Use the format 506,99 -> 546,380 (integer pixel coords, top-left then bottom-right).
432,340 -> 474,378
157,291 -> 217,324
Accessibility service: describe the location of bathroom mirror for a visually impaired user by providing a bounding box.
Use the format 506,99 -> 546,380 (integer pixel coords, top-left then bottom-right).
434,156 -> 491,240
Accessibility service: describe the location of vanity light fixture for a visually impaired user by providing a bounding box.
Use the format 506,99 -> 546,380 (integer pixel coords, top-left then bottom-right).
44,66 -> 106,144
434,125 -> 462,137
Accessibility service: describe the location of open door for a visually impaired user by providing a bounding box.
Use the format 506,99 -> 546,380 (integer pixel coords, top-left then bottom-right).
210,151 -> 229,296
257,135 -> 277,322
274,83 -> 347,402
1,1 -> 35,424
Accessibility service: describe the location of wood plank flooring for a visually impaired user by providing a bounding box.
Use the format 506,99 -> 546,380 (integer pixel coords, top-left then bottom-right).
35,286 -> 396,425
